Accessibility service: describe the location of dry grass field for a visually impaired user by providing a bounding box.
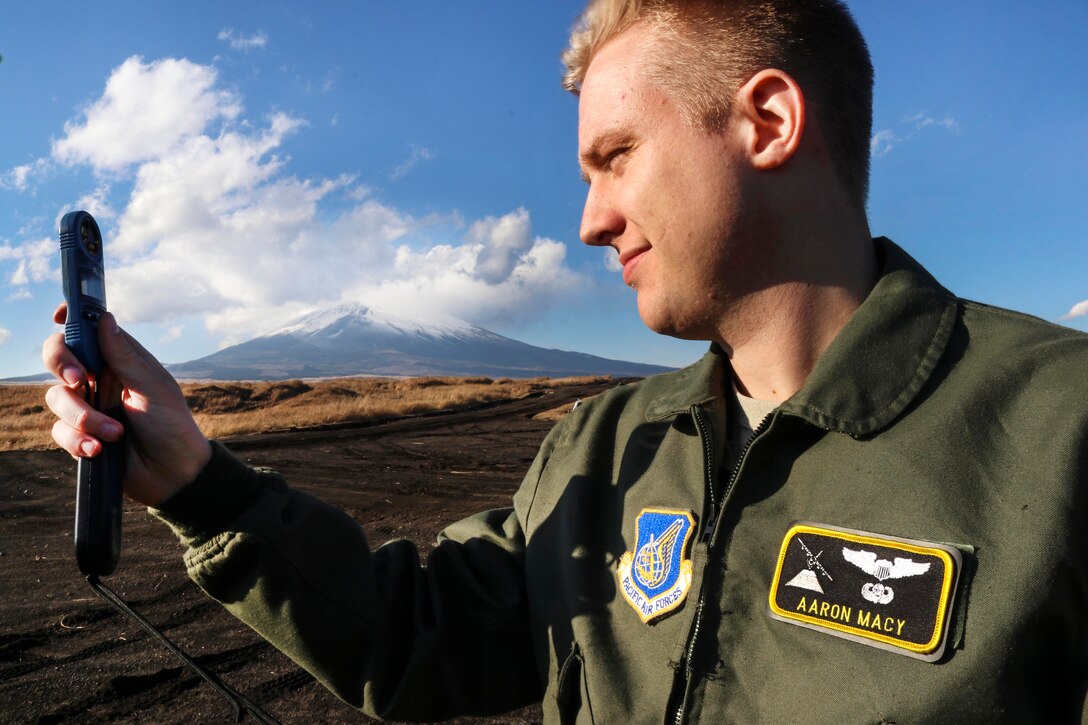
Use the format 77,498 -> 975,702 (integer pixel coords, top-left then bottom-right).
0,383 -> 53,451
0,375 -> 603,452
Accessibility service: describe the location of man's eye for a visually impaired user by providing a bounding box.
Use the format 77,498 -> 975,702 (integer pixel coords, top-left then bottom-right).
604,148 -> 629,171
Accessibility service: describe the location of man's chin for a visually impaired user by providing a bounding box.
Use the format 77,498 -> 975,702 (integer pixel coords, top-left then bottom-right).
637,304 -> 711,342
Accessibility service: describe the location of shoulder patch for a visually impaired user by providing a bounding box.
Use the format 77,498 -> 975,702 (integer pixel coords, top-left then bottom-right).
617,508 -> 696,623
768,522 -> 962,661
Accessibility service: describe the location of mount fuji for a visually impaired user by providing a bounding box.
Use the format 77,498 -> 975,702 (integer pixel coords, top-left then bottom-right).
166,303 -> 675,380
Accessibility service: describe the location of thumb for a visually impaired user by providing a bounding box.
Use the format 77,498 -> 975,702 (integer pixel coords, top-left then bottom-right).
96,313 -> 177,397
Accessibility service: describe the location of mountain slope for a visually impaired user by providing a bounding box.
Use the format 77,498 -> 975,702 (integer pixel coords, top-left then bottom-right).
167,303 -> 674,380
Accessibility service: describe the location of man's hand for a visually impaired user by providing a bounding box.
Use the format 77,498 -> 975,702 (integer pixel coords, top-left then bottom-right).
43,304 -> 212,507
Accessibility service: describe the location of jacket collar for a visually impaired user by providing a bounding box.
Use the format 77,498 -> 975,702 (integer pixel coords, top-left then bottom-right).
646,238 -> 959,437
644,345 -> 727,421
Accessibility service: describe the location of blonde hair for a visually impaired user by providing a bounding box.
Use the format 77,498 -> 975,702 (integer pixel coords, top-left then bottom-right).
562,0 -> 874,206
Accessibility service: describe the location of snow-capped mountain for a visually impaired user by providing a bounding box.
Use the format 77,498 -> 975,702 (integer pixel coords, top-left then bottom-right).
167,303 -> 674,380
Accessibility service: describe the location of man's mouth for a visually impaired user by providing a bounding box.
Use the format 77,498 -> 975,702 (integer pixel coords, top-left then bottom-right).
621,248 -> 648,286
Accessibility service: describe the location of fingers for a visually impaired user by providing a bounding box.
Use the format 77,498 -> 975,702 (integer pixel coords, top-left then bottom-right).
42,332 -> 87,388
52,419 -> 102,459
43,303 -> 87,387
45,384 -> 125,458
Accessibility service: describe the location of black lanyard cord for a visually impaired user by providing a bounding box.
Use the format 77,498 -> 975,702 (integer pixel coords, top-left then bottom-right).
87,575 -> 280,724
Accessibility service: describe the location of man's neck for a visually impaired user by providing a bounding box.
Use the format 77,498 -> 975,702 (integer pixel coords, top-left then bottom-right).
723,229 -> 878,403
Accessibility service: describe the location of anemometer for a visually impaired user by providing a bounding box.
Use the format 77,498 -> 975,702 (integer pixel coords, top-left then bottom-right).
59,211 -> 277,722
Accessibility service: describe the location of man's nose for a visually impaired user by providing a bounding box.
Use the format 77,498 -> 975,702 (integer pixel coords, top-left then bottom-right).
579,183 -> 625,247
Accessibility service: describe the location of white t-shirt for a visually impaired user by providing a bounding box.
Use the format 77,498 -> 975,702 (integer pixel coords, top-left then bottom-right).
731,387 -> 779,452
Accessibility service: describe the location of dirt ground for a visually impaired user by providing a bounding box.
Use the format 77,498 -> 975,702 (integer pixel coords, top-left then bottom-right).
0,378 -> 626,724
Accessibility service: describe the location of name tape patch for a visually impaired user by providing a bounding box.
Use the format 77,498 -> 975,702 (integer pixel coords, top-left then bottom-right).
617,508 -> 696,623
768,522 -> 962,661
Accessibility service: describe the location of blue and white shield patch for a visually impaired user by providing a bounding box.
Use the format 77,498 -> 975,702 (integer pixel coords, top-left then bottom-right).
617,508 -> 696,623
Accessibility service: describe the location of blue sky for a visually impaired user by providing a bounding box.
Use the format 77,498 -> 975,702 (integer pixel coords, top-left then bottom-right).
1,1 -> 1086,379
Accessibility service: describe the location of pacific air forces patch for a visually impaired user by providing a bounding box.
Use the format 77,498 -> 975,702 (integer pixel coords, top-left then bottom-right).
768,522 -> 963,661
617,508 -> 696,623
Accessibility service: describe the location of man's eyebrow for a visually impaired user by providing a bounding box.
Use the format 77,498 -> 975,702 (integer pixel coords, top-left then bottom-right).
578,129 -> 635,177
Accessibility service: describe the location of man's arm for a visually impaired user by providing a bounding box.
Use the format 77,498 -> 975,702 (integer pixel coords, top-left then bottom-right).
152,446 -> 540,718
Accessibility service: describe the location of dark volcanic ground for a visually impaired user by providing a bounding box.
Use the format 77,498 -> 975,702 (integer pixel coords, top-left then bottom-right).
0,378 -> 624,724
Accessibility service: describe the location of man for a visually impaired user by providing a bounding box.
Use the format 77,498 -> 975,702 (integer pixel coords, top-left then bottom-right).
44,0 -> 1088,722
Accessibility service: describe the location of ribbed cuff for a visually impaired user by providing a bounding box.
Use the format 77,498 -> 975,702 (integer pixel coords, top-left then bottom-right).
150,440 -> 269,547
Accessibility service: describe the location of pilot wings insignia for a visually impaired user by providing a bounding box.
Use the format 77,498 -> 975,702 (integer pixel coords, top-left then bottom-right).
842,547 -> 931,604
769,522 -> 964,661
617,508 -> 696,623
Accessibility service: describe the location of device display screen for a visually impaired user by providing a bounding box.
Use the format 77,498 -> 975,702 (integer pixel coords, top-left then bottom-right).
80,269 -> 105,303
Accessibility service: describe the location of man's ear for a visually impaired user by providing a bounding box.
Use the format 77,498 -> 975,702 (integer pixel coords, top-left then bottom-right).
733,68 -> 805,170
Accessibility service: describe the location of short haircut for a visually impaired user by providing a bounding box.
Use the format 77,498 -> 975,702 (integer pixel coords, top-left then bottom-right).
563,0 -> 874,209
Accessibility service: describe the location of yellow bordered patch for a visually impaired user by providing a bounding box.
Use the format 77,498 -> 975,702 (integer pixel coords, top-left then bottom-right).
617,508 -> 696,623
768,522 -> 962,662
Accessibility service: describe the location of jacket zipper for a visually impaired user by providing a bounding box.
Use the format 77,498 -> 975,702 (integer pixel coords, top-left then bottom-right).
693,406 -> 717,545
670,408 -> 773,725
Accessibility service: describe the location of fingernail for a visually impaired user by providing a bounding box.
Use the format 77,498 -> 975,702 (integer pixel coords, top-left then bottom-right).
103,421 -> 124,439
62,366 -> 83,387
80,440 -> 98,457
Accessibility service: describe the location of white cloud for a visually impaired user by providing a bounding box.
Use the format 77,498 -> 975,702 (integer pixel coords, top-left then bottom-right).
870,129 -> 896,158
3,237 -> 56,287
9,165 -> 32,190
389,146 -> 435,181
351,229 -> 580,331
52,56 -> 241,172
5,289 -> 32,302
0,327 -> 11,346
603,248 -> 623,273
1061,300 -> 1088,321
109,111 -> 308,258
871,112 -> 959,159
43,56 -> 581,348
1,159 -> 49,191
75,185 -> 117,221
470,207 -> 533,283
906,112 -> 959,132
180,204 -> 579,345
160,325 -> 185,342
10,262 -> 28,285
345,184 -> 373,201
218,29 -> 269,52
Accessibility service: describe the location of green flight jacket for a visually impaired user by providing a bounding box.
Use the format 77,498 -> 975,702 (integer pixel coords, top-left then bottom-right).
154,238 -> 1088,723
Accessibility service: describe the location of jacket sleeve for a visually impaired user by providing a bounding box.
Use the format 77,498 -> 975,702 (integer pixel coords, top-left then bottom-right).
150,441 -> 543,721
